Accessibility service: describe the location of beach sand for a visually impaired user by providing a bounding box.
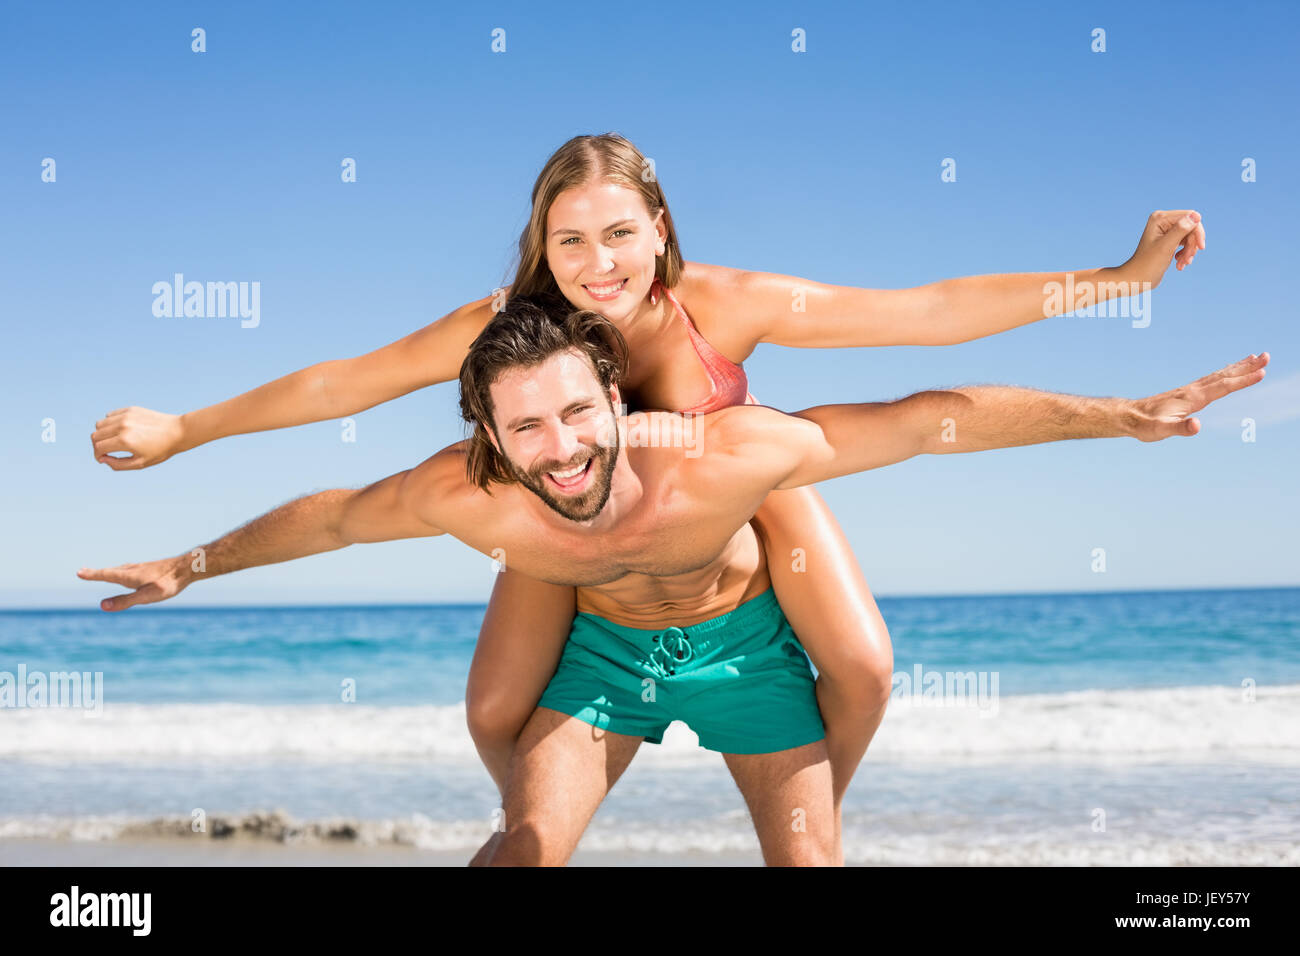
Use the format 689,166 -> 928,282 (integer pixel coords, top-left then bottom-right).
0,837 -> 763,867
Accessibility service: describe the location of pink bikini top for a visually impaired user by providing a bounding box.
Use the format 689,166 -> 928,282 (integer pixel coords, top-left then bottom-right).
651,278 -> 754,414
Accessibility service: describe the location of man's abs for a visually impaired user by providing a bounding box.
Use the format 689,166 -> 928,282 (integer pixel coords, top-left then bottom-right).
574,521 -> 772,629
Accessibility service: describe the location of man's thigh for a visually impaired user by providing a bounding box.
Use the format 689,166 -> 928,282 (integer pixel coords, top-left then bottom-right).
723,740 -> 837,866
491,706 -> 643,865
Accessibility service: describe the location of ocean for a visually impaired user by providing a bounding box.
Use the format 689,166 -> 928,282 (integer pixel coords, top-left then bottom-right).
2,587 -> 1298,865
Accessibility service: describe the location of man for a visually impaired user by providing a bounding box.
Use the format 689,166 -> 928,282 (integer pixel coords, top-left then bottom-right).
78,298 -> 1267,866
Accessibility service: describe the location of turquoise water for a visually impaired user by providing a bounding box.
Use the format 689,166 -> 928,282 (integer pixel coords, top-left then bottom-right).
5,588 -> 1297,703
2,587 -> 1297,863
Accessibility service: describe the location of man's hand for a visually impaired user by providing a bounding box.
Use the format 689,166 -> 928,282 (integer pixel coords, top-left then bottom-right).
775,350 -> 1272,488
75,464 -> 452,612
77,557 -> 193,611
1131,353 -> 1269,442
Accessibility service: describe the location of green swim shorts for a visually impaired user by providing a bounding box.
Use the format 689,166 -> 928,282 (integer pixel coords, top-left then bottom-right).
536,588 -> 826,754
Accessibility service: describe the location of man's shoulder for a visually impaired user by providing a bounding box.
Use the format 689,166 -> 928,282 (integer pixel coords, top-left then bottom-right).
405,441 -> 501,519
410,440 -> 468,482
698,403 -> 818,455
626,405 -> 818,470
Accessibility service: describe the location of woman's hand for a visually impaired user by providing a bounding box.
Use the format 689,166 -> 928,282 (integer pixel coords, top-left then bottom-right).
1123,209 -> 1207,289
91,406 -> 187,470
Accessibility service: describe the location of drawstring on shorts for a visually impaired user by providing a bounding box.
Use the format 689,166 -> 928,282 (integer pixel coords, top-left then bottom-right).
649,626 -> 694,677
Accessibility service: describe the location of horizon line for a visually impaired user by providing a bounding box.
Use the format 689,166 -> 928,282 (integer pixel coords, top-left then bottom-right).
2,582 -> 1297,613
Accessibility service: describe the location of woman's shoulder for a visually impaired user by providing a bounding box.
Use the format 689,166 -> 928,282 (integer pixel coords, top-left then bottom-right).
674,261 -> 761,362
677,260 -> 746,299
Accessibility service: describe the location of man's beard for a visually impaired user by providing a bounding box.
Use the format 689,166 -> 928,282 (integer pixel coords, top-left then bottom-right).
510,426 -> 619,523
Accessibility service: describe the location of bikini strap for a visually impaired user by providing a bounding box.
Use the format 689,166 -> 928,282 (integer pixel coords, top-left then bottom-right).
653,278 -> 706,345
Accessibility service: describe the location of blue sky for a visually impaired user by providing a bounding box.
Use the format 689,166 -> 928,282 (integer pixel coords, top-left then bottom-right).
2,0 -> 1297,607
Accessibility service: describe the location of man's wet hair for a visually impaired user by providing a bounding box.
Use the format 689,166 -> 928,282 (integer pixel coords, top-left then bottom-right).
458,295 -> 628,491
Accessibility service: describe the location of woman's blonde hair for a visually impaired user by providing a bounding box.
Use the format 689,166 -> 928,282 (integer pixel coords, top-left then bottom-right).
508,133 -> 684,298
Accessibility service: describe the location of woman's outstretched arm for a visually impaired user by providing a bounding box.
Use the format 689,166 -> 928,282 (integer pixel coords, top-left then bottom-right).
91,293 -> 500,469
703,210 -> 1205,353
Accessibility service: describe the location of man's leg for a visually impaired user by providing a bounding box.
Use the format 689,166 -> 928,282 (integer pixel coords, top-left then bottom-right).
750,486 -> 894,866
472,706 -> 643,866
722,740 -> 837,866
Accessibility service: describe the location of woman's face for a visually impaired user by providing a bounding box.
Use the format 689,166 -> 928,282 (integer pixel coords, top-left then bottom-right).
545,181 -> 666,323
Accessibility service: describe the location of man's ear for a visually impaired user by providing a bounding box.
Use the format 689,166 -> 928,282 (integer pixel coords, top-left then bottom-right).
595,384 -> 623,449
483,421 -> 503,455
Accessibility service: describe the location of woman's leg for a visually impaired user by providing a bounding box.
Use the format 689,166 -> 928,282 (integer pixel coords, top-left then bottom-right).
750,485 -> 895,860
465,570 -> 577,795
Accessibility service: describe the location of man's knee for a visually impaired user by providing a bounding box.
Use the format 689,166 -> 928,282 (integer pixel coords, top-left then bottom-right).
486,819 -> 572,866
786,847 -> 837,867
773,828 -> 838,867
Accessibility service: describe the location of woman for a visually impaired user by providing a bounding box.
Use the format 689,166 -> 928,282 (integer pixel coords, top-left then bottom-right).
90,133 -> 1205,849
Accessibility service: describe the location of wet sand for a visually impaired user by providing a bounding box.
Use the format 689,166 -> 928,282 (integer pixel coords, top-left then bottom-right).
0,837 -> 762,867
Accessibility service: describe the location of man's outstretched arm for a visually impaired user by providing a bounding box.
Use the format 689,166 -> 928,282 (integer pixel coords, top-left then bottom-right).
78,458 -> 448,611
756,352 -> 1269,489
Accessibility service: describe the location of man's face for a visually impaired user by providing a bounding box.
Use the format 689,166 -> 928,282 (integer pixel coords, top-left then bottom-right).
488,349 -> 620,522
